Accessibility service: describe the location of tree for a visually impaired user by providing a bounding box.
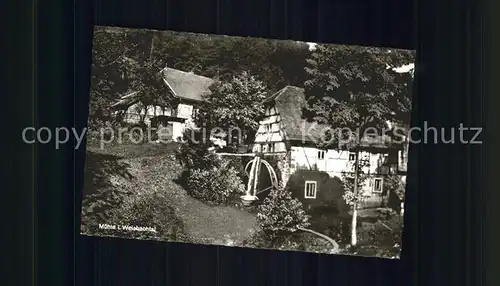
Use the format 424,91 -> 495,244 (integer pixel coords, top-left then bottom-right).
88,27 -> 174,129
88,28 -> 129,126
184,161 -> 246,205
303,44 -> 414,245
257,185 -> 310,239
195,71 -> 268,151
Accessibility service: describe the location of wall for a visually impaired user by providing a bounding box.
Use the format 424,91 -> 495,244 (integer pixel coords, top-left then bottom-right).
121,102 -> 196,142
288,146 -> 402,209
252,106 -> 287,153
176,103 -> 194,119
290,146 -> 387,192
286,170 -> 350,216
123,103 -> 177,124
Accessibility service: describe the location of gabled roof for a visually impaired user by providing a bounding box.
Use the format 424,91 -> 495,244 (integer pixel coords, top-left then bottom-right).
265,86 -> 400,150
111,68 -> 214,110
161,68 -> 213,102
264,86 -> 320,142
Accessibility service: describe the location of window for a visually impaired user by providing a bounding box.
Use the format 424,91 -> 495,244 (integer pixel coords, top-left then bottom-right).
349,152 -> 356,161
267,143 -> 274,153
304,181 -> 317,199
318,150 -> 325,160
373,178 -> 383,193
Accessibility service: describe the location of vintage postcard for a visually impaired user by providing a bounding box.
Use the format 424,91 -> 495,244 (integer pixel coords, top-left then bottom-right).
81,26 -> 415,259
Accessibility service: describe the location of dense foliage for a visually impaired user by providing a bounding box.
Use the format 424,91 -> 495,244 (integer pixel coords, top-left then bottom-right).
349,215 -> 403,258
303,44 -> 414,245
340,158 -> 370,206
256,185 -> 310,238
384,174 -> 406,213
88,27 -> 312,133
98,189 -> 191,242
175,128 -> 245,204
196,71 -> 268,149
175,128 -> 219,169
185,162 -> 245,205
303,44 -> 415,143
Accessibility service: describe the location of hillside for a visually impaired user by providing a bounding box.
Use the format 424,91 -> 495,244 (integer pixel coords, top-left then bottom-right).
81,143 -> 259,246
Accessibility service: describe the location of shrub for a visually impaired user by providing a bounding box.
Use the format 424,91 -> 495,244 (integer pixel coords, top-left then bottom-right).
384,175 -> 405,213
97,190 -> 190,242
256,185 -> 310,239
185,161 -> 245,205
175,128 -> 220,170
354,215 -> 403,258
308,214 -> 351,244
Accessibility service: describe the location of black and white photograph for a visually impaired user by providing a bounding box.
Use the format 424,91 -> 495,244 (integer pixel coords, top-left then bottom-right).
81,26 -> 415,259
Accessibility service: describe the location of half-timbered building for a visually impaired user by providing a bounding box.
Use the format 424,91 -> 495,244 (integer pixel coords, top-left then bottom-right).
252,85 -> 408,209
111,67 -> 213,141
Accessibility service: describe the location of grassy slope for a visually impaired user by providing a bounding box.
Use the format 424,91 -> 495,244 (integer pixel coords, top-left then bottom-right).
84,143 -> 259,246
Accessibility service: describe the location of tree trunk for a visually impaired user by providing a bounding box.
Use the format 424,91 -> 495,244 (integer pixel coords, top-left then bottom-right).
351,149 -> 360,246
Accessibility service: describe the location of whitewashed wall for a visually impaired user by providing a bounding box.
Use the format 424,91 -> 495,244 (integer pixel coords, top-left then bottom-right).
121,102 -> 196,141
289,146 -> 388,196
177,103 -> 194,119
252,106 -> 287,152
251,105 -> 403,200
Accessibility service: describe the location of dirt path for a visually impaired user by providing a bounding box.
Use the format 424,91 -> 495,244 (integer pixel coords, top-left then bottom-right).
121,154 -> 259,246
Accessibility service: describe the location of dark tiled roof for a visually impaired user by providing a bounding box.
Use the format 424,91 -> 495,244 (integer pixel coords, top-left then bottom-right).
111,68 -> 214,109
265,86 -> 321,142
266,86 -> 399,150
161,68 -> 213,102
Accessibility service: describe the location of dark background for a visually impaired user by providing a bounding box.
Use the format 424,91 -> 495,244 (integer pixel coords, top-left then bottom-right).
6,0 -> 493,285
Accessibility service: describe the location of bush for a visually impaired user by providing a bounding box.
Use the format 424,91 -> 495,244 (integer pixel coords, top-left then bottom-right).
309,214 -> 351,244
185,161 -> 245,205
256,185 -> 310,239
97,190 -> 190,242
175,128 -> 220,170
384,175 -> 405,213
353,215 -> 403,258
